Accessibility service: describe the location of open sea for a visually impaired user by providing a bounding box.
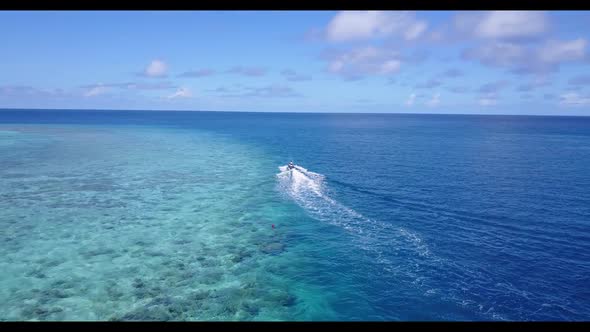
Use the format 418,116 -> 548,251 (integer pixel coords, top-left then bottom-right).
1,109 -> 589,321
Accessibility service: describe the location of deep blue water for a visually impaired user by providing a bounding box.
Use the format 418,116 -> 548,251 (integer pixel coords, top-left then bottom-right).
1,109 -> 589,321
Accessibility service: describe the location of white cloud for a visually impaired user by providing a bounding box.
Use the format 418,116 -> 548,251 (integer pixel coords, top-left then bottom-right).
453,11 -> 548,41
426,93 -> 440,107
178,69 -> 215,78
380,60 -> 402,73
517,76 -> 551,91
405,93 -> 416,106
326,46 -> 401,79
478,80 -> 510,94
538,38 -> 587,63
1,85 -> 71,98
429,11 -> 548,45
228,66 -> 267,77
463,42 -> 527,68
167,87 -> 192,99
247,84 -> 301,98
472,11 -> 549,40
325,11 -> 428,42
144,59 -> 168,78
81,82 -> 177,91
84,84 -> 108,97
404,21 -> 428,41
476,81 -> 508,106
211,84 -> 301,98
559,92 -> 590,106
125,82 -> 177,90
463,38 -> 588,74
479,96 -> 497,106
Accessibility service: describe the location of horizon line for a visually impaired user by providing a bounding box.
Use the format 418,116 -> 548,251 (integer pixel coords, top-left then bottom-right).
0,107 -> 589,118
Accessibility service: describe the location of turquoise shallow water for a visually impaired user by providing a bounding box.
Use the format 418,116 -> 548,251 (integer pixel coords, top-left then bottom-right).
0,125 -> 346,320
1,110 -> 590,321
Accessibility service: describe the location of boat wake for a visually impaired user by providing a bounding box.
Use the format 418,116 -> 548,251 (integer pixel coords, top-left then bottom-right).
276,164 -> 432,261
275,163 -> 507,320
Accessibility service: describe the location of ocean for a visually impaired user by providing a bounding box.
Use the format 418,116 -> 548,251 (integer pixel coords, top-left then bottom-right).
1,109 -> 589,321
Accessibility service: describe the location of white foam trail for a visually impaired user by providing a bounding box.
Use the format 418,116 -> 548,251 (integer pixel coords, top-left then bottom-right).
277,165 -> 364,232
276,164 -> 431,259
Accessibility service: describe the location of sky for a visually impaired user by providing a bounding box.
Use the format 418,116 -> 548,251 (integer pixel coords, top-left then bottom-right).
1,10 -> 590,115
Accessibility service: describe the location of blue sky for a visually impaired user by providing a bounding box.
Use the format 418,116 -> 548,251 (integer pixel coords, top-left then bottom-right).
1,10 -> 590,115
